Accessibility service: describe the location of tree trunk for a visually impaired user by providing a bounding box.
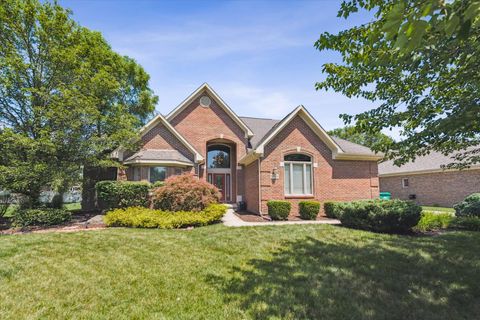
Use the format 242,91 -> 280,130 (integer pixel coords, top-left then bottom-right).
81,166 -> 117,212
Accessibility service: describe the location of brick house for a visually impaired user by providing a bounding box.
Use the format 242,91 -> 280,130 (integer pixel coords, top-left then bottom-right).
116,83 -> 382,217
379,151 -> 480,207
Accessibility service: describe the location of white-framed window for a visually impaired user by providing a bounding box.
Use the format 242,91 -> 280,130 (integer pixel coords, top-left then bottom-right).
402,178 -> 409,188
284,154 -> 313,196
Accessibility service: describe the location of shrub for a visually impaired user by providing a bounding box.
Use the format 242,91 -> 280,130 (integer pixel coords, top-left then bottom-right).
96,181 -> 150,210
454,193 -> 480,217
104,204 -> 227,229
267,200 -> 291,220
152,174 -> 221,212
151,181 -> 165,188
339,199 -> 422,233
324,201 -> 346,219
299,201 -> 320,220
12,208 -> 72,228
49,194 -> 64,209
451,216 -> 480,231
414,212 -> 454,232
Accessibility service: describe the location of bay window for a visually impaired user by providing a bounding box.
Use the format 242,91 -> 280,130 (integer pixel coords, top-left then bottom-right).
284,154 -> 313,196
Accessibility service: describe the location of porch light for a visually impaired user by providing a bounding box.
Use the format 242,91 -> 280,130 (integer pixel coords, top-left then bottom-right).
271,167 -> 279,181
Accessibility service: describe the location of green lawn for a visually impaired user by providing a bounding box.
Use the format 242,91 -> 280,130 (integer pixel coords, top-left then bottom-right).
422,206 -> 455,213
0,225 -> 479,319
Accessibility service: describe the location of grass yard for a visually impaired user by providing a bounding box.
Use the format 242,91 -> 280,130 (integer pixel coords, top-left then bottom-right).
0,225 -> 479,319
422,206 -> 455,213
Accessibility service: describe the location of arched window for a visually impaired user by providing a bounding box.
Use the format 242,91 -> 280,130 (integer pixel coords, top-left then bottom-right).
207,145 -> 231,169
284,154 -> 312,195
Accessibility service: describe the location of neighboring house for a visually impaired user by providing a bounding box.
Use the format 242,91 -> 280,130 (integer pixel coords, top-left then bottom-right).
379,151 -> 480,207
116,83 -> 382,217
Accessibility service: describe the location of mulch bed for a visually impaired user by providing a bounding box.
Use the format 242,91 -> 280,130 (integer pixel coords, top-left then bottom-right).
234,211 -> 333,222
0,211 -> 105,235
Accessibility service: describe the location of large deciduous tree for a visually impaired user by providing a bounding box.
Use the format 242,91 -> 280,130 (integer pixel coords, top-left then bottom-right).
315,0 -> 480,168
328,126 -> 394,149
0,0 -> 158,207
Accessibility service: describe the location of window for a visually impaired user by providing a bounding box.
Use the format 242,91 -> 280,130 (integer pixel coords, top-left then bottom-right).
149,167 -> 166,183
133,167 -> 141,181
402,178 -> 409,188
284,154 -> 313,195
207,145 -> 231,168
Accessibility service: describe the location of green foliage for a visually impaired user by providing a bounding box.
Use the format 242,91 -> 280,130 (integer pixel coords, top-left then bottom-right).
0,0 -> 157,206
414,212 -> 454,232
152,174 -> 221,212
266,200 -> 291,220
299,201 -> 320,220
453,193 -> 480,217
316,0 -> 480,168
49,194 -> 64,209
339,199 -> 422,233
0,191 -> 12,217
12,208 -> 72,228
328,126 -> 394,149
96,181 -> 150,210
324,201 -> 347,219
451,216 -> 480,231
104,204 -> 227,229
151,181 -> 165,188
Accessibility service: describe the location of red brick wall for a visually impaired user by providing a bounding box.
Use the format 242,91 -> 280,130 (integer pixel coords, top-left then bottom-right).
141,121 -> 194,162
380,169 -> 480,207
260,115 -> 379,217
169,92 -> 249,201
243,159 -> 260,213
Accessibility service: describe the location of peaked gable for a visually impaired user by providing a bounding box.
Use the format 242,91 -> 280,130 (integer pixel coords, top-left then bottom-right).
239,106 -> 383,165
166,83 -> 254,138
138,114 -> 204,163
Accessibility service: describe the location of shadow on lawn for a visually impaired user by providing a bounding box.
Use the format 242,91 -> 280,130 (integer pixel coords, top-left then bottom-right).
208,232 -> 480,320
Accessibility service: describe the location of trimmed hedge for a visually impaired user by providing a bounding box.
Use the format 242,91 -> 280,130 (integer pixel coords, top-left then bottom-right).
324,201 -> 346,219
451,216 -> 480,231
414,212 -> 454,232
454,193 -> 480,217
152,174 -> 221,212
267,200 -> 291,220
104,204 -> 227,229
12,208 -> 72,228
299,201 -> 320,220
96,181 -> 150,210
338,199 -> 422,233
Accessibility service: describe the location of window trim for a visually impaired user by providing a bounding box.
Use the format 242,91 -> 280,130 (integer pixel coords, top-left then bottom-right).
283,154 -> 314,196
402,178 -> 409,188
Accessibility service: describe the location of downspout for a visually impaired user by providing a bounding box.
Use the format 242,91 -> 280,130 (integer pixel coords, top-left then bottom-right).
257,158 -> 262,216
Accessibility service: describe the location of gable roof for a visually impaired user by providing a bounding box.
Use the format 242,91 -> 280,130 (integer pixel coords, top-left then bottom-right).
379,148 -> 480,176
239,106 -> 383,165
166,83 -> 254,138
124,149 -> 194,166
239,116 -> 280,148
139,113 -> 204,163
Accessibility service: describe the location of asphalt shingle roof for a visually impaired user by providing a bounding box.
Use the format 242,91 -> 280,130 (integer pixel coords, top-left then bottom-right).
379,149 -> 478,175
125,149 -> 193,165
240,116 -> 378,156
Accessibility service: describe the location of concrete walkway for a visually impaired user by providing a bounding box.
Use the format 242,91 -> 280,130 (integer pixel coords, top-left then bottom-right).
222,208 -> 341,227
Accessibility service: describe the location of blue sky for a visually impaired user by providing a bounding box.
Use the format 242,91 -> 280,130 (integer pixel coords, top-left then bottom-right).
60,0 -> 379,131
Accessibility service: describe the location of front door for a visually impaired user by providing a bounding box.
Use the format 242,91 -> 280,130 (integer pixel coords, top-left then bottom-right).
213,173 -> 225,202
